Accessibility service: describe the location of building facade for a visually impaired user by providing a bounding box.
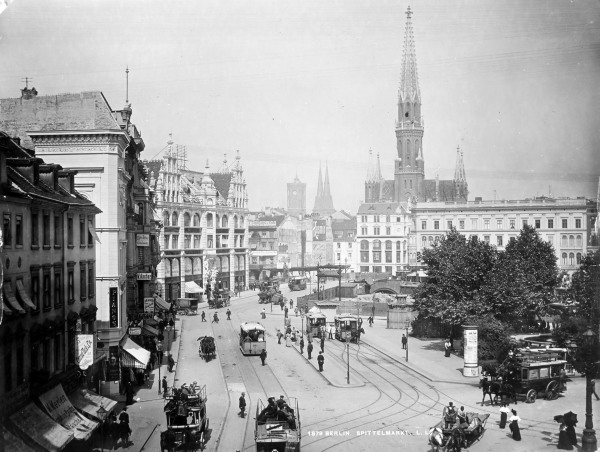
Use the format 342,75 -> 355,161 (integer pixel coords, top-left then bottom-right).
413,197 -> 598,273
0,133 -> 101,419
248,216 -> 285,282
147,142 -> 250,299
332,217 -> 357,271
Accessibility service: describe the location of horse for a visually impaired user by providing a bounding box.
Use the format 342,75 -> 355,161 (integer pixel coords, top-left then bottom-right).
428,427 -> 446,451
479,377 -> 494,406
428,427 -> 464,452
489,381 -> 517,405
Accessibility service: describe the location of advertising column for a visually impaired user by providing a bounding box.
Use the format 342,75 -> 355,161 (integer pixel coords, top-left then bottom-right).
462,325 -> 479,377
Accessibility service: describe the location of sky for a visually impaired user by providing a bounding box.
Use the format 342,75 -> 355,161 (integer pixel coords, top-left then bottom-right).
0,0 -> 599,212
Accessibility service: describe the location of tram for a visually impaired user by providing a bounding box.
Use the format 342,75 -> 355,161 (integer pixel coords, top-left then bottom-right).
334,314 -> 361,343
288,277 -> 307,291
305,312 -> 327,338
255,397 -> 300,452
239,322 -> 267,355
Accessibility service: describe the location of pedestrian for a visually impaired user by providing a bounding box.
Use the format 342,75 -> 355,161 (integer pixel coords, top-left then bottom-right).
239,392 -> 246,417
565,415 -> 577,447
284,306 -> 289,318
558,422 -> 573,450
317,351 -> 325,371
300,337 -> 305,354
260,349 -> 267,366
559,368 -> 568,391
212,312 -> 219,323
443,402 -> 457,429
201,311 -> 206,322
592,379 -> 600,400
509,409 -> 521,441
168,354 -> 175,372
499,403 -> 509,429
261,308 -> 266,319
119,407 -> 130,427
290,299 -> 294,309
307,341 -> 313,359
277,329 -> 283,345
125,381 -> 134,404
280,300 -> 284,311
402,334 -> 408,350
285,332 -> 292,347
162,376 -> 168,398
226,308 -> 231,320
444,339 -> 452,357
294,307 -> 299,317
328,325 -> 333,339
320,335 -> 325,353
158,318 -> 165,333
156,340 -> 164,366
368,316 -> 373,327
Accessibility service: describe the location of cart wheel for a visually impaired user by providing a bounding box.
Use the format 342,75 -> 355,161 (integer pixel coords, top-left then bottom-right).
525,389 -> 537,403
546,381 -> 559,400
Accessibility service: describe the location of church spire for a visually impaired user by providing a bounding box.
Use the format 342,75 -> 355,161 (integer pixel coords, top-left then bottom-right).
323,162 -> 332,199
453,146 -> 468,201
313,162 -> 335,217
398,6 -> 421,105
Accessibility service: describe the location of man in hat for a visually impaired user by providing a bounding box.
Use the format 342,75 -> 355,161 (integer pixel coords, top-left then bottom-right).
239,392 -> 246,418
226,308 -> 231,320
317,351 -> 325,372
299,336 -> 305,355
276,395 -> 286,410
260,349 -> 267,366
201,311 -> 206,322
443,402 -> 457,429
307,341 -> 314,360
162,376 -> 168,398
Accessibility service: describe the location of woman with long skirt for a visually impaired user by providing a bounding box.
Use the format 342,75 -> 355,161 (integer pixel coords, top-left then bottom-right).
499,404 -> 510,429
558,423 -> 573,450
509,409 -> 521,441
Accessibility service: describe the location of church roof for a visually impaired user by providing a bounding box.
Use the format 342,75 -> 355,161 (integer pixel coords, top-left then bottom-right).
357,202 -> 406,215
210,172 -> 232,199
422,179 -> 459,202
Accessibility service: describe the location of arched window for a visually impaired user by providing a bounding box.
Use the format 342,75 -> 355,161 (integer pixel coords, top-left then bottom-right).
373,240 -> 381,250
163,211 -> 170,226
221,215 -> 228,228
206,213 -> 214,228
576,253 -> 582,265
240,216 -> 245,227
396,241 -> 401,250
422,236 -> 427,246
215,214 -> 220,228
193,214 -> 200,226
183,212 -> 191,227
406,140 -> 412,166
561,235 -> 567,247
233,216 -> 239,229
398,140 -> 403,161
562,253 -> 567,265
429,236 -> 433,243
385,240 -> 392,250
569,235 -> 574,247
576,235 -> 582,247
171,212 -> 178,226
569,253 -> 575,265
360,240 -> 369,250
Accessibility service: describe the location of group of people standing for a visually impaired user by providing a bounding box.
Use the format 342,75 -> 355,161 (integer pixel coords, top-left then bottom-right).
498,403 -> 521,441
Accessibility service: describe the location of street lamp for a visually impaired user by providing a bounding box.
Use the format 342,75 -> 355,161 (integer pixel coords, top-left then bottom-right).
405,319 -> 410,362
301,313 -> 305,337
97,403 -> 108,452
581,326 -> 597,452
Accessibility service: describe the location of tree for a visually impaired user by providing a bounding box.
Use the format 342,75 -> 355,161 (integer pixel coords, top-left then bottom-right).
413,229 -> 498,327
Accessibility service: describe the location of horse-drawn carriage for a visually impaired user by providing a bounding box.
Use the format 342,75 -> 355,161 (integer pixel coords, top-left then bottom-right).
208,294 -> 230,309
161,383 -> 209,451
176,298 -> 198,316
197,336 -> 216,361
429,411 -> 490,452
480,347 -> 568,405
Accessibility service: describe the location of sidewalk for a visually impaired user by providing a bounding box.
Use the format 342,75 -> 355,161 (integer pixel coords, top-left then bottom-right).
360,316 -> 479,385
88,316 -> 184,451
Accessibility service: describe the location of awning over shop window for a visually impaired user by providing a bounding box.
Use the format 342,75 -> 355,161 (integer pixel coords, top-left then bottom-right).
16,280 -> 36,310
1,298 -> 13,315
68,389 -> 117,422
88,221 -> 101,243
9,402 -> 74,451
3,282 -> 25,314
184,281 -> 204,293
154,295 -> 171,311
141,323 -> 159,337
120,337 -> 151,369
38,385 -> 98,441
0,421 -> 37,452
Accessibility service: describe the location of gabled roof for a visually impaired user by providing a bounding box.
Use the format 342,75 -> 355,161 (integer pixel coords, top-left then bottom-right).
210,172 -> 232,200
357,202 -> 406,215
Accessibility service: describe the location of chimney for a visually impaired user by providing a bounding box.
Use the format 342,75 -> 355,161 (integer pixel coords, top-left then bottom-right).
0,153 -> 7,189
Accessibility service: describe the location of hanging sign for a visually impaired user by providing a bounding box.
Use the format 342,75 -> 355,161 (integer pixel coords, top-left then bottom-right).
128,327 -> 141,336
136,234 -> 150,247
109,288 -> 119,328
137,273 -> 152,281
76,334 -> 94,370
144,297 -> 155,313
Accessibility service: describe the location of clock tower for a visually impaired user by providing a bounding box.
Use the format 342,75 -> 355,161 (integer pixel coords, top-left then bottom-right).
287,174 -> 306,217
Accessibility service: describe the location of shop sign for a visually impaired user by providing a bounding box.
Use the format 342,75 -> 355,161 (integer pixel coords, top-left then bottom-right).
109,288 -> 119,328
128,327 -> 141,336
136,234 -> 150,247
137,273 -> 152,280
75,334 -> 94,370
144,297 -> 155,313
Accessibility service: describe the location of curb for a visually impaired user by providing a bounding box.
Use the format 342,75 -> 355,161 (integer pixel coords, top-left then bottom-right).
360,340 -> 478,386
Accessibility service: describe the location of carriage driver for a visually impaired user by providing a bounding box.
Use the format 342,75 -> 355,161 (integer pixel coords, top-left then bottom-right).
443,402 -> 457,429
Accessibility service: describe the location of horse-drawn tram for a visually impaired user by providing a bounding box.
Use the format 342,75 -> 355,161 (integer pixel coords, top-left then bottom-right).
255,397 -> 300,452
162,383 -> 209,451
305,311 -> 327,338
334,314 -> 360,343
239,322 -> 266,355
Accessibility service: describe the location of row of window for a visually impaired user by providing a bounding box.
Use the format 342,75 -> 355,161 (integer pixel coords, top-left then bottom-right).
419,233 -> 583,249
421,217 -> 583,231
359,240 -> 407,250
360,215 -> 405,223
2,212 -> 95,250
335,252 -> 353,262
162,211 -> 245,229
163,233 -> 245,250
359,265 -> 407,274
360,250 -> 408,263
335,242 -> 353,249
360,226 -> 396,236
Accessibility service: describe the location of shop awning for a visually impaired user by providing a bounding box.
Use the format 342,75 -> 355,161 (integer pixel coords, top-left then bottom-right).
184,281 -> 204,293
3,282 -> 25,314
141,323 -> 159,336
68,389 -> 117,422
38,385 -> 98,441
10,402 -> 74,451
15,280 -> 37,310
88,221 -> 101,243
1,298 -> 13,315
120,337 -> 151,369
154,295 -> 171,311
0,422 -> 37,452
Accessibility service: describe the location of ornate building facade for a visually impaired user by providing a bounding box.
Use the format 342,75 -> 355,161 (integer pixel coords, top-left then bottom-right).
147,141 -> 250,299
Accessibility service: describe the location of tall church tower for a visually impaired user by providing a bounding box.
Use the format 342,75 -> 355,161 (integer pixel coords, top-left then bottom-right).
287,174 -> 306,216
312,162 -> 335,217
394,6 -> 425,203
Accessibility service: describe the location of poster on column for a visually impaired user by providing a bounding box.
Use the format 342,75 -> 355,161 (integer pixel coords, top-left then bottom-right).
463,327 -> 479,377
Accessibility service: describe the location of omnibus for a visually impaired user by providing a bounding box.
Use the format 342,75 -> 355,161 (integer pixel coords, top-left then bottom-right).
239,322 -> 266,355
305,312 -> 327,339
334,314 -> 361,343
288,277 -> 307,291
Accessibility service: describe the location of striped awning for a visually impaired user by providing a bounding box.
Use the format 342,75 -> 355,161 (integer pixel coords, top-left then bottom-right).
3,282 -> 25,314
154,295 -> 170,311
16,280 -> 36,310
184,281 -> 204,293
120,337 -> 151,369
